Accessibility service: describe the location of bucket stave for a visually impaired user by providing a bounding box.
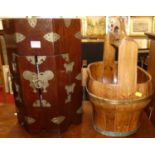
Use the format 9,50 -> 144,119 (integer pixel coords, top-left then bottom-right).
87,85 -> 152,136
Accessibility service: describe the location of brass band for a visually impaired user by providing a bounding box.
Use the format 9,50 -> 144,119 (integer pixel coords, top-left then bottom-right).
86,86 -> 153,104
93,124 -> 138,137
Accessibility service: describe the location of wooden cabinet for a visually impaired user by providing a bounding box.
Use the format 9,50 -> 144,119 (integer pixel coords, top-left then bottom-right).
3,18 -> 82,133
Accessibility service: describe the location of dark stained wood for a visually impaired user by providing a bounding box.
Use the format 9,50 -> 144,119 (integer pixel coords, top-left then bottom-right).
3,18 -> 81,56
3,18 -> 82,133
0,30 -> 4,35
145,33 -> 155,124
0,37 -> 5,65
0,101 -> 155,138
145,33 -> 155,40
0,39 -> 6,104
4,19 -> 55,56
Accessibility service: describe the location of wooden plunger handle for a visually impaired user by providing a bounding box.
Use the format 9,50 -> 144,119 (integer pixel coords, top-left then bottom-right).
102,33 -> 116,83
103,33 -> 115,64
118,37 -> 138,98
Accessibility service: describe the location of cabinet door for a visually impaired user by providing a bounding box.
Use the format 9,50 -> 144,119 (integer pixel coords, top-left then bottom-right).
38,54 -> 82,131
38,54 -> 71,131
15,56 -> 43,132
15,54 -> 82,132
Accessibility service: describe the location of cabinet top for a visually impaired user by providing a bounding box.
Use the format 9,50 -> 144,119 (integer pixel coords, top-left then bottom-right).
145,33 -> 155,40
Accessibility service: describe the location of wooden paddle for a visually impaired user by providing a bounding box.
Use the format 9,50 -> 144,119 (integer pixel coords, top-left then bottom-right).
118,37 -> 138,98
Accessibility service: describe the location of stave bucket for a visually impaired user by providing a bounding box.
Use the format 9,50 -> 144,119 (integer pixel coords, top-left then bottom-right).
86,37 -> 153,137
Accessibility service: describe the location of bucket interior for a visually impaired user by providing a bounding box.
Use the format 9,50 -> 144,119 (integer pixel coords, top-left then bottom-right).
89,62 -> 150,84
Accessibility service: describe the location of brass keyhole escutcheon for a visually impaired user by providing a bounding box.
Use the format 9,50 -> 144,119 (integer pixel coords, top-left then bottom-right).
32,79 -> 44,89
23,70 -> 54,93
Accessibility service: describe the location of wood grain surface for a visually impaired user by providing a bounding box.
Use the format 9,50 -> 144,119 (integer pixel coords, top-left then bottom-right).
118,38 -> 138,98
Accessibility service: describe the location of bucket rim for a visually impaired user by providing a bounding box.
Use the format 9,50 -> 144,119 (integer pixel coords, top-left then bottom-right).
87,61 -> 152,87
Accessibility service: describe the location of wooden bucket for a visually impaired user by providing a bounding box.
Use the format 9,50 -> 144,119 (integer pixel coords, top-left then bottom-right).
87,37 -> 153,137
